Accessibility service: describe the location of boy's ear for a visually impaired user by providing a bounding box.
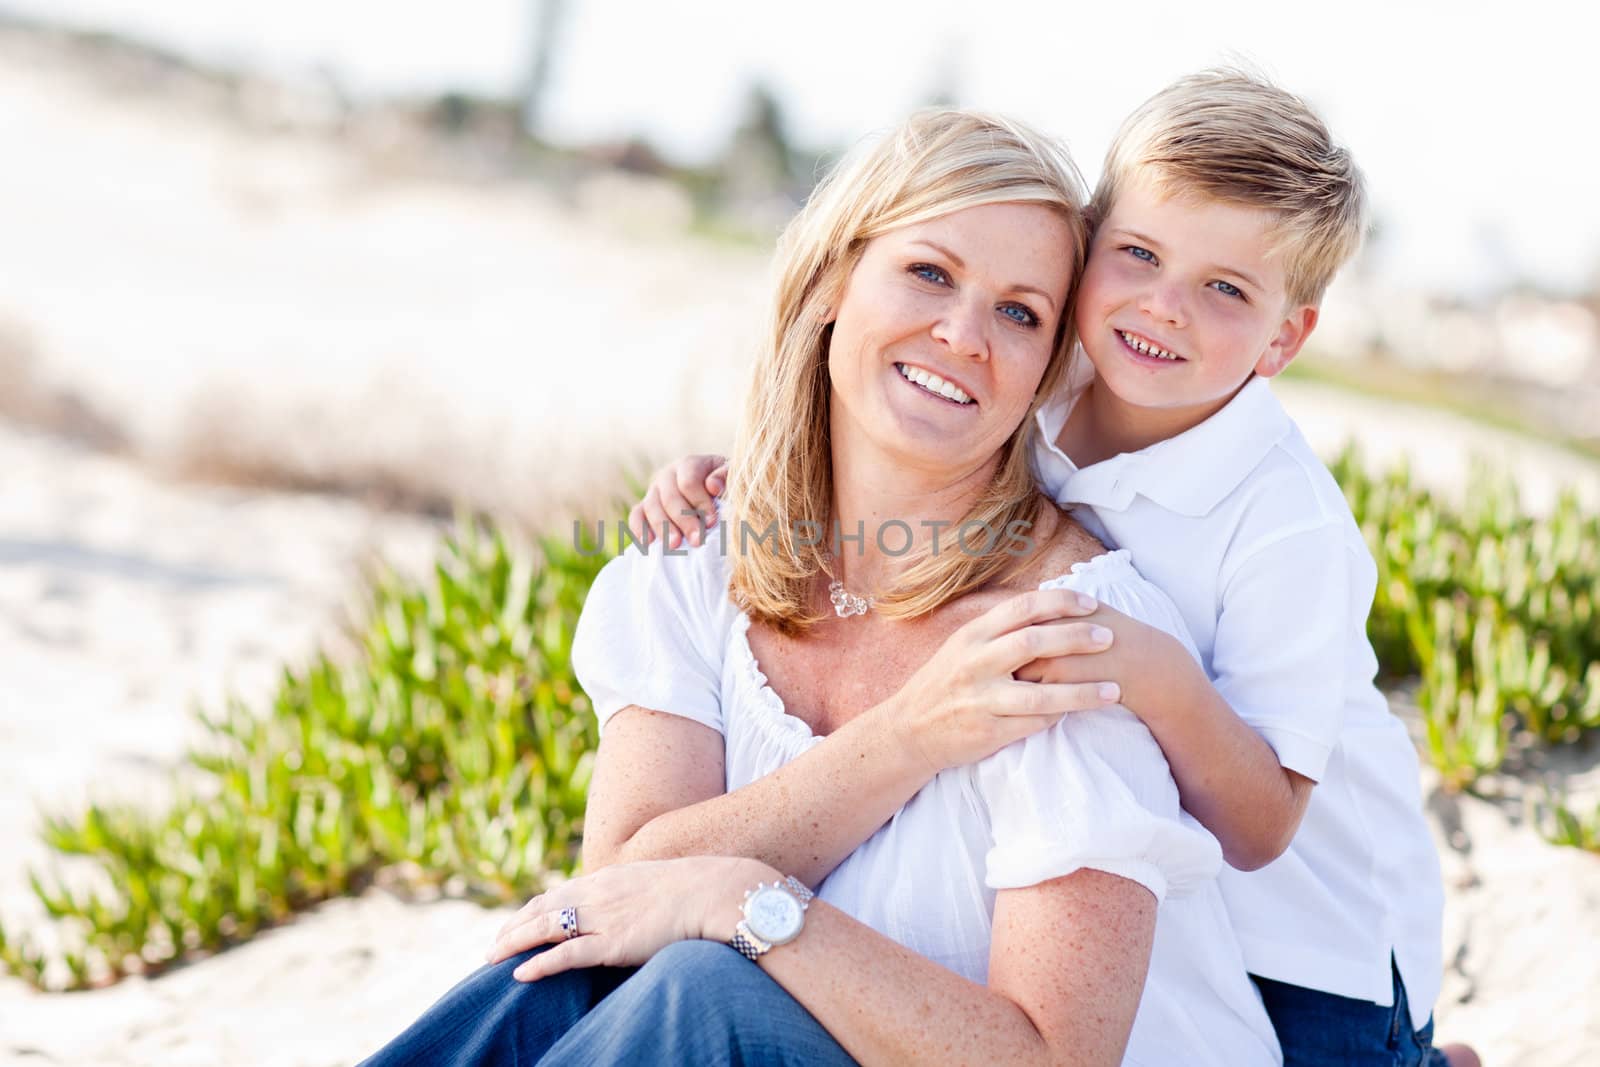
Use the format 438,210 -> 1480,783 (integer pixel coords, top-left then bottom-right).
1254,305 -> 1318,378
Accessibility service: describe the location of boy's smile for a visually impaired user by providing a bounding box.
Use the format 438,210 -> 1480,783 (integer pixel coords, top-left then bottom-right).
1114,327 -> 1186,364
1069,176 -> 1318,455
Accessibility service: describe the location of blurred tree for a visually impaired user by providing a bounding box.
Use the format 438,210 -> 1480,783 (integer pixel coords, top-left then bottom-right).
726,82 -> 795,188
713,83 -> 807,234
522,0 -> 569,137
919,38 -> 964,109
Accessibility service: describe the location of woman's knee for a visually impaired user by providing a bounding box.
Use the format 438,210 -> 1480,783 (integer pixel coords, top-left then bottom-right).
636,939 -> 753,988
426,947 -> 609,1033
630,939 -> 805,1023
568,941 -> 854,1066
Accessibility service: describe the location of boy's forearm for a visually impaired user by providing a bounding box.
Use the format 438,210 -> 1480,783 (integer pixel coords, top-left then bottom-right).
1121,637 -> 1312,871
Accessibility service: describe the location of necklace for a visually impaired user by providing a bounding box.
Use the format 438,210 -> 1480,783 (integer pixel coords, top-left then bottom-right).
828,578 -> 873,618
820,553 -> 873,618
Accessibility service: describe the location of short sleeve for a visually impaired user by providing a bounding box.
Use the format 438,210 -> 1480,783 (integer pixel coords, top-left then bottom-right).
970,552 -> 1222,902
569,524 -> 736,736
1212,522 -> 1353,781
974,707 -> 1221,902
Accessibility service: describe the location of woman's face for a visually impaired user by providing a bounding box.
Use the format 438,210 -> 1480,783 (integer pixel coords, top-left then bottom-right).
825,201 -> 1076,480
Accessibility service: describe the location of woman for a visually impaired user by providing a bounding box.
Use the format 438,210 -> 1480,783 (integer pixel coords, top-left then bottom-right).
363,110 -> 1279,1066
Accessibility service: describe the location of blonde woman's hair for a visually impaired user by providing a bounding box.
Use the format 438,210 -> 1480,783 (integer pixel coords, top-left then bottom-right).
1090,68 -> 1367,306
726,109 -> 1089,635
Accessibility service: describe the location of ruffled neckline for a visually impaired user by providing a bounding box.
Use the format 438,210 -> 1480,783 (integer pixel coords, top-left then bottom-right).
1037,548 -> 1135,589
728,612 -> 827,755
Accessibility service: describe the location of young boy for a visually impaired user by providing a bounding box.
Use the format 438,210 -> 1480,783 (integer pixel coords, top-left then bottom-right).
628,71 -> 1474,1067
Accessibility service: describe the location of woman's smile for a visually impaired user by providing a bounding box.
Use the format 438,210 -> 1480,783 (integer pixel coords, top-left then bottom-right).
826,201 -> 1075,475
893,362 -> 978,407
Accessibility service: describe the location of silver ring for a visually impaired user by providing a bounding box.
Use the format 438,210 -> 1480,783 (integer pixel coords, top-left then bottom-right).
557,905 -> 579,940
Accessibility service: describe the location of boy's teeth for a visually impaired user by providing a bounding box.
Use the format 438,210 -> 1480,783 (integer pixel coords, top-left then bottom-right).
896,363 -> 974,404
1120,330 -> 1181,361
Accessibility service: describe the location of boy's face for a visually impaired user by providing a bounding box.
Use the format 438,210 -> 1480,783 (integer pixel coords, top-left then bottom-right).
1073,176 -> 1318,438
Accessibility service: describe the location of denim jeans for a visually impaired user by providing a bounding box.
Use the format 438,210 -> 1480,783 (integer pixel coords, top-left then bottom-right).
1252,957 -> 1448,1067
359,940 -> 859,1066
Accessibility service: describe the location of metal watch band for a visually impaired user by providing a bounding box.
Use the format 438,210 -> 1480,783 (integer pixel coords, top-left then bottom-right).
730,922 -> 772,962
783,875 -> 814,906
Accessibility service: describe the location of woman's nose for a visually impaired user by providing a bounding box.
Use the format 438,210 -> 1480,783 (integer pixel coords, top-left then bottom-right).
929,296 -> 991,360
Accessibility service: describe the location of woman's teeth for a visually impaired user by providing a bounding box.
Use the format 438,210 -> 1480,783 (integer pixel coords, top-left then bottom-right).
896,364 -> 974,405
1119,330 -> 1182,361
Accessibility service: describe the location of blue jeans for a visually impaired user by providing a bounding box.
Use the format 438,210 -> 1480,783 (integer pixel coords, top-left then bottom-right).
359,940 -> 859,1066
1252,958 -> 1448,1067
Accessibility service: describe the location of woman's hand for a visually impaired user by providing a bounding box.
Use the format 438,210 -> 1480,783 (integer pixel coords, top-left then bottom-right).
884,588 -> 1124,775
485,856 -> 767,982
628,454 -> 729,549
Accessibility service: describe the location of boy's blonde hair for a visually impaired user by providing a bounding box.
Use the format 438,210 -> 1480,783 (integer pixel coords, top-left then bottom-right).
1090,68 -> 1367,306
727,109 -> 1089,635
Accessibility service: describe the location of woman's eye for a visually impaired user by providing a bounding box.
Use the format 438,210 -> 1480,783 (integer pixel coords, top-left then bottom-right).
1125,246 -> 1156,264
1211,280 -> 1245,299
999,304 -> 1040,328
910,263 -> 950,285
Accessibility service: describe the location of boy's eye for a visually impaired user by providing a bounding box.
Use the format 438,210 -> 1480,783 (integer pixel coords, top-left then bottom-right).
999,304 -> 1041,328
1124,245 -> 1157,264
1211,280 -> 1245,300
910,263 -> 950,285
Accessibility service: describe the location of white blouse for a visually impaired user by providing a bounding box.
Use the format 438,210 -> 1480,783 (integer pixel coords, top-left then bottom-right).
572,525 -> 1280,1067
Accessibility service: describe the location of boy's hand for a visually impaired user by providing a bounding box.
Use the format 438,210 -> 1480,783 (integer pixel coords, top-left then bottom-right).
628,454 -> 728,549
1013,605 -> 1182,717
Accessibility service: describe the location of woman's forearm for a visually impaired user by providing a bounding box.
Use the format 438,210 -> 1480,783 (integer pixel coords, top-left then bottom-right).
587,701 -> 934,887
702,860 -> 1147,1067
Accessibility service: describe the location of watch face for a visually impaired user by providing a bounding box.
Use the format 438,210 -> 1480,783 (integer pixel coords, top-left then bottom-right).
745,886 -> 804,944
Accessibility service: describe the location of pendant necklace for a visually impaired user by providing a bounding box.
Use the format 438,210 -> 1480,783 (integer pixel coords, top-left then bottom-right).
821,553 -> 873,618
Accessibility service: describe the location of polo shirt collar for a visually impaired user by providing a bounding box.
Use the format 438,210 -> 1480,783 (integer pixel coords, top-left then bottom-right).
1034,373 -> 1293,518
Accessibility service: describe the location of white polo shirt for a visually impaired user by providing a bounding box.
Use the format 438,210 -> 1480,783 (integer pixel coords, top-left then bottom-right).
1031,368 -> 1444,1029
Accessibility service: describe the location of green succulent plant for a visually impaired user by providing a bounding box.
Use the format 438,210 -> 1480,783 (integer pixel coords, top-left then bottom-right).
1332,446 -> 1600,799
1,520 -> 614,990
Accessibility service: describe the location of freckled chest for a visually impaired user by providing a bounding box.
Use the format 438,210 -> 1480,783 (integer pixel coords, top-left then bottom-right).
743,587 -> 1018,737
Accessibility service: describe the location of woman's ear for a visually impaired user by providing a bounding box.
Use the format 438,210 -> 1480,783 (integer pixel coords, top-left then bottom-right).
815,257 -> 855,326
816,280 -> 841,325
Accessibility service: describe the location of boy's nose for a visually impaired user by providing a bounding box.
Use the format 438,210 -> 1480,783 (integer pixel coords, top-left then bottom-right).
1138,282 -> 1187,328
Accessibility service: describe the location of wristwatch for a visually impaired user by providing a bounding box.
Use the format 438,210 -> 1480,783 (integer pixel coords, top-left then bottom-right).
729,875 -> 813,961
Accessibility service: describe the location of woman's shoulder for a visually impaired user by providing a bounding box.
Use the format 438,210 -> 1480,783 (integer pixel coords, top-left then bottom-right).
572,520 -> 740,735
582,518 -> 738,634
646,516 -> 736,581
992,498 -> 1108,592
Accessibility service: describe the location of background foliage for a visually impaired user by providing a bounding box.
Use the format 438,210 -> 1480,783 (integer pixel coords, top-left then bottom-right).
3,451 -> 1598,990
1331,448 -> 1600,788
1,523 -> 609,990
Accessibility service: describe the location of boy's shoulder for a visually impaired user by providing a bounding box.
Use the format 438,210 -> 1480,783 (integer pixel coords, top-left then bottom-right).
1130,379 -> 1348,532
1229,413 -> 1351,532
1137,380 -> 1367,584
1208,406 -> 1374,595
